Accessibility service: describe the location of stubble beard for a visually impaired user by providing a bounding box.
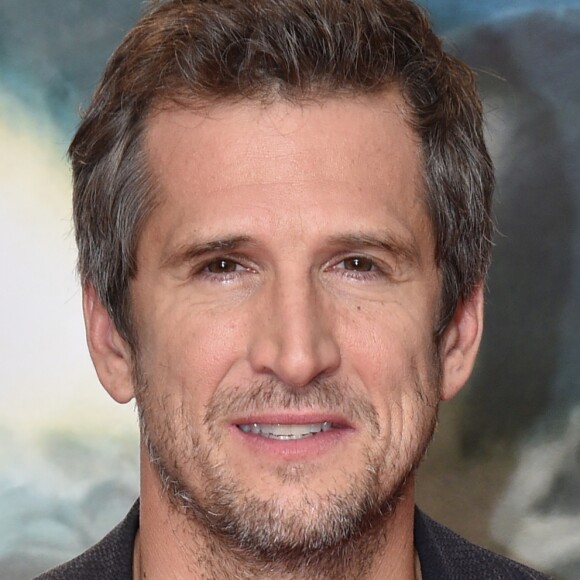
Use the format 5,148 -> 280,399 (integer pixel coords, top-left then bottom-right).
134,361 -> 440,578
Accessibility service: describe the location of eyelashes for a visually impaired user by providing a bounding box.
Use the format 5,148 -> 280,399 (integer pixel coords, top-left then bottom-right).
193,255 -> 393,284
194,257 -> 254,283
205,258 -> 246,274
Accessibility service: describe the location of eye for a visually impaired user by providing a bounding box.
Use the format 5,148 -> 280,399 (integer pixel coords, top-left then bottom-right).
205,258 -> 241,274
341,256 -> 375,272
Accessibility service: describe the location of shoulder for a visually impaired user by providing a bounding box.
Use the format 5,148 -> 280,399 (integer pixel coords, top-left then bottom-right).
414,508 -> 553,580
33,500 -> 139,580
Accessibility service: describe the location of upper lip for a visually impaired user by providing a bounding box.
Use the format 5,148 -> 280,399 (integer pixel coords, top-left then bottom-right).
231,412 -> 353,429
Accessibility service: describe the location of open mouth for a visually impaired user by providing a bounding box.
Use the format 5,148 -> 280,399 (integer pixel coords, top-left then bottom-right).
237,421 -> 335,440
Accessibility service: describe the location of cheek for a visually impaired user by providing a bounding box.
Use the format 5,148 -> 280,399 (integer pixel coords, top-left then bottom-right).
136,303 -> 249,403
341,303 -> 429,371
339,303 -> 438,417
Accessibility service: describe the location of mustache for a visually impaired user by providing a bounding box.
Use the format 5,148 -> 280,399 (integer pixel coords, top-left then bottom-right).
203,377 -> 380,435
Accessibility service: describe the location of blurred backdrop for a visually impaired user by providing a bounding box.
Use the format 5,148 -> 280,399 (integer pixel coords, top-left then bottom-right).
0,1 -> 578,578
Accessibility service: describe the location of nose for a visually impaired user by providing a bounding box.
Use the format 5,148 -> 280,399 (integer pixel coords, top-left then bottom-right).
247,273 -> 341,388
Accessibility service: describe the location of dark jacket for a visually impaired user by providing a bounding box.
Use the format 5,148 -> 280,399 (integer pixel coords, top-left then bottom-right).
35,500 -> 551,579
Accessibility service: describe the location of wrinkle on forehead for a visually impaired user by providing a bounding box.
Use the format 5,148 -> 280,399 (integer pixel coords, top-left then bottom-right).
138,92 -> 433,279
143,93 -> 422,207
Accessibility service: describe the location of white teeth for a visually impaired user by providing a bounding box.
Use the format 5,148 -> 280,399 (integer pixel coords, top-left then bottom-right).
238,421 -> 332,439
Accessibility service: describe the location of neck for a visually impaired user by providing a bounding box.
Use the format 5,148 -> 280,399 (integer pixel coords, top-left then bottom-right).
135,447 -> 418,580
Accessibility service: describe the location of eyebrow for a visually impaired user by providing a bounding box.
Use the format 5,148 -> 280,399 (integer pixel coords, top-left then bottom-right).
326,232 -> 419,265
162,235 -> 253,269
161,230 -> 419,270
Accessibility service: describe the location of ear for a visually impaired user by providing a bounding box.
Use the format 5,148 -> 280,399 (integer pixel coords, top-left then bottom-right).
83,284 -> 135,404
438,284 -> 484,401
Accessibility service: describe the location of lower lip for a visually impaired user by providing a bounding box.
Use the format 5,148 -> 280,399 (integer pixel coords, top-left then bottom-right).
229,425 -> 354,459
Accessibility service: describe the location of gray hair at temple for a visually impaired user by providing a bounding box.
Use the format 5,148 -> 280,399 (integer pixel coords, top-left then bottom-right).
70,0 -> 494,345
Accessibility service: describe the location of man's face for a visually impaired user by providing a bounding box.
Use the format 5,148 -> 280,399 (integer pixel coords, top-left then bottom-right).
131,93 -> 442,552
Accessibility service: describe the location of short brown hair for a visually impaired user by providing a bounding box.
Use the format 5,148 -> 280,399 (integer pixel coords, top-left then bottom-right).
71,0 -> 494,343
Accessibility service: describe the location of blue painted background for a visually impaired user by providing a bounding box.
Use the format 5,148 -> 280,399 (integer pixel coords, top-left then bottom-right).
0,1 -> 578,577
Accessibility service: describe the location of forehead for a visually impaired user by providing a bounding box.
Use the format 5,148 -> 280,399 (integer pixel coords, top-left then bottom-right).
142,93 -> 430,260
145,92 -> 419,181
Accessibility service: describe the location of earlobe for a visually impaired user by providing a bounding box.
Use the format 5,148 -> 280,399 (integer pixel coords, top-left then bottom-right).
438,284 -> 484,401
83,284 -> 135,404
